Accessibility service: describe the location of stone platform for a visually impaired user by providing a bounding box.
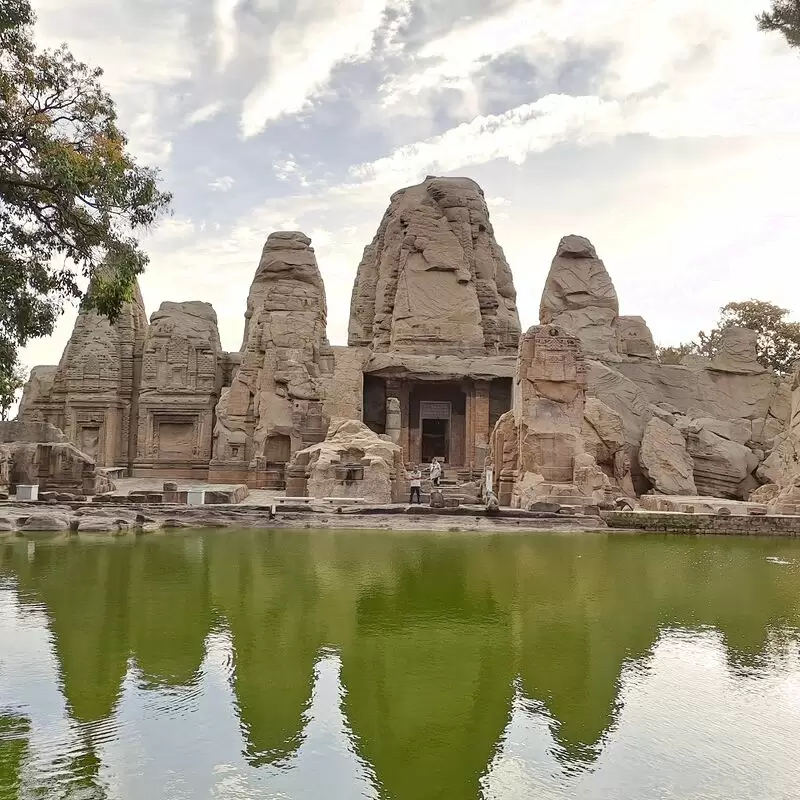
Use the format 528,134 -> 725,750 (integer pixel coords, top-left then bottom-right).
0,501 -> 608,535
639,495 -> 767,516
603,510 -> 800,536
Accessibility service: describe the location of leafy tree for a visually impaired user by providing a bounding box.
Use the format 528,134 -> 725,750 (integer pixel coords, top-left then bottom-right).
757,1 -> 800,50
0,0 -> 171,371
655,343 -> 696,365
657,300 -> 800,375
0,353 -> 26,419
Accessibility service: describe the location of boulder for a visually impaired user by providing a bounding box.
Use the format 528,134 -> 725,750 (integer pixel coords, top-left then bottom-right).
684,427 -> 752,498
689,418 -> 751,446
287,419 -> 405,503
21,513 -> 70,532
540,235 -> 619,359
348,176 -> 521,356
639,418 -> 697,495
615,316 -> 656,359
710,328 -> 765,374
750,483 -> 781,504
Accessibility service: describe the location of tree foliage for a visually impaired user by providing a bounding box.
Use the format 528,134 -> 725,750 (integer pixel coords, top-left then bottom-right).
657,300 -> 800,375
0,348 -> 27,420
757,0 -> 800,50
0,0 -> 171,370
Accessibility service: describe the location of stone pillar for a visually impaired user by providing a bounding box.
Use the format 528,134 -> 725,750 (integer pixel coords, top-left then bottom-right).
464,381 -> 474,474
386,396 -> 402,446
388,380 -> 411,465
473,381 -> 491,473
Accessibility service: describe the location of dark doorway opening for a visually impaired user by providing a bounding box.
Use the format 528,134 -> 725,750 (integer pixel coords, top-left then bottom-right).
421,418 -> 449,463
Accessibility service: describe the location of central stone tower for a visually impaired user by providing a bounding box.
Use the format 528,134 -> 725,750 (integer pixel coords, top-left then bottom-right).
350,176 -> 522,476
348,176 -> 520,356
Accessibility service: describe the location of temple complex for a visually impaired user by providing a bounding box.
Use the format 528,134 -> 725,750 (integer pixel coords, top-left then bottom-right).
15,175 -> 800,508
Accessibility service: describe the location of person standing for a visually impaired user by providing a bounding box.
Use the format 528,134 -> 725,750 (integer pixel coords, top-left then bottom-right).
408,465 -> 422,504
429,457 -> 442,487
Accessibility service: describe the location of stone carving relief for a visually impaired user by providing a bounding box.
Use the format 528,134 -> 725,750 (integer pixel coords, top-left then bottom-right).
349,176 -> 521,356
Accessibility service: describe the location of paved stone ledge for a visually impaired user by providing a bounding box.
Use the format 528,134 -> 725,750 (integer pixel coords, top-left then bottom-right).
603,511 -> 800,536
0,501 -> 607,535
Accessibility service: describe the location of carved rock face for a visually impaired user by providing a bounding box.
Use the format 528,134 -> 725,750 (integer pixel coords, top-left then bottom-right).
348,176 -> 520,356
212,231 -> 331,468
540,235 -> 620,359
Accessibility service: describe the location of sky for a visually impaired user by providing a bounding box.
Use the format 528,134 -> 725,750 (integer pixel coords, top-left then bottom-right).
18,0 -> 800,371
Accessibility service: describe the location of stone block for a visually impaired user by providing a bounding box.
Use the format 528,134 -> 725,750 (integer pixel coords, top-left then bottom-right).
17,485 -> 39,501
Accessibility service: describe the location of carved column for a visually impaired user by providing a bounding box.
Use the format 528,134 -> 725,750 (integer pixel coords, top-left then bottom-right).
387,379 -> 410,465
386,396 -> 402,446
464,381 -> 475,473
473,380 -> 491,473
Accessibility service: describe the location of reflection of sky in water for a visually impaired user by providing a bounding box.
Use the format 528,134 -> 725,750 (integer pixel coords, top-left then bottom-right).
4,584 -> 800,800
484,630 -> 800,799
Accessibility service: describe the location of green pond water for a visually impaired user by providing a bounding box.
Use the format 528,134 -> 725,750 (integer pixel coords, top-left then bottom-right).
2,530 -> 800,800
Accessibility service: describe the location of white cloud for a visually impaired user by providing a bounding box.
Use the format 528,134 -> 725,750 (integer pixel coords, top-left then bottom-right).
214,0 -> 242,72
239,0 -> 391,137
185,102 -> 224,127
352,95 -> 622,186
209,176 -> 236,192
274,158 -> 312,186
30,0 -> 196,167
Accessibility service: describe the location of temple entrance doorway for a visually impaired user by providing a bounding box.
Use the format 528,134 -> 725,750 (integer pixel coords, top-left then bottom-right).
418,400 -> 452,465
421,417 -> 449,463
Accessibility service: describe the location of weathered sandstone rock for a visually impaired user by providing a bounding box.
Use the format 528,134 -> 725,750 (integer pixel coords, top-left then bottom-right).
540,236 -> 619,359
684,426 -> 753,499
348,176 -> 520,356
582,397 -> 635,496
639,418 -> 697,496
18,280 -> 148,467
488,325 -> 614,509
135,301 -> 223,477
615,316 -> 656,359
0,422 -> 114,495
286,418 -> 404,503
17,366 -> 56,419
211,232 -> 332,485
710,328 -> 765,374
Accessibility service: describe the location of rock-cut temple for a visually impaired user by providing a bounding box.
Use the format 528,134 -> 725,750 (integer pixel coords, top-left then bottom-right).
18,178 -> 522,487
17,176 -> 795,505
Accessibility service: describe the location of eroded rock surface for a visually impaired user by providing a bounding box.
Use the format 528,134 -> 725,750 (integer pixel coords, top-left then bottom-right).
211,232 -> 332,484
286,418 -> 405,503
489,325 -> 614,510
639,418 -> 697,496
348,176 -> 520,356
540,235 -> 619,359
17,280 -> 148,467
136,301 -> 223,476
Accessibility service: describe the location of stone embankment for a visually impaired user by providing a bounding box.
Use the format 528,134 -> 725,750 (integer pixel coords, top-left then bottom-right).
3,499 -> 800,536
0,501 -> 608,536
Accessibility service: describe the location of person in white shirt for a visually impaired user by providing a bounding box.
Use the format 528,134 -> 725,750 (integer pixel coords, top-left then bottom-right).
429,457 -> 442,487
408,466 -> 422,504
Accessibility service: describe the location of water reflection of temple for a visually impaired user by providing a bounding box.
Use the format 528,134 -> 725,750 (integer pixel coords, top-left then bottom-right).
2,532 -> 800,799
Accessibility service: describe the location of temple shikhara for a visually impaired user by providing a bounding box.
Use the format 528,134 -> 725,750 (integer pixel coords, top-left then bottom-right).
14,176 -> 800,514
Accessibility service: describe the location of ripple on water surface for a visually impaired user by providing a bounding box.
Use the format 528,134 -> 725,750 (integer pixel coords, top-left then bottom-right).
2,530 -> 800,799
